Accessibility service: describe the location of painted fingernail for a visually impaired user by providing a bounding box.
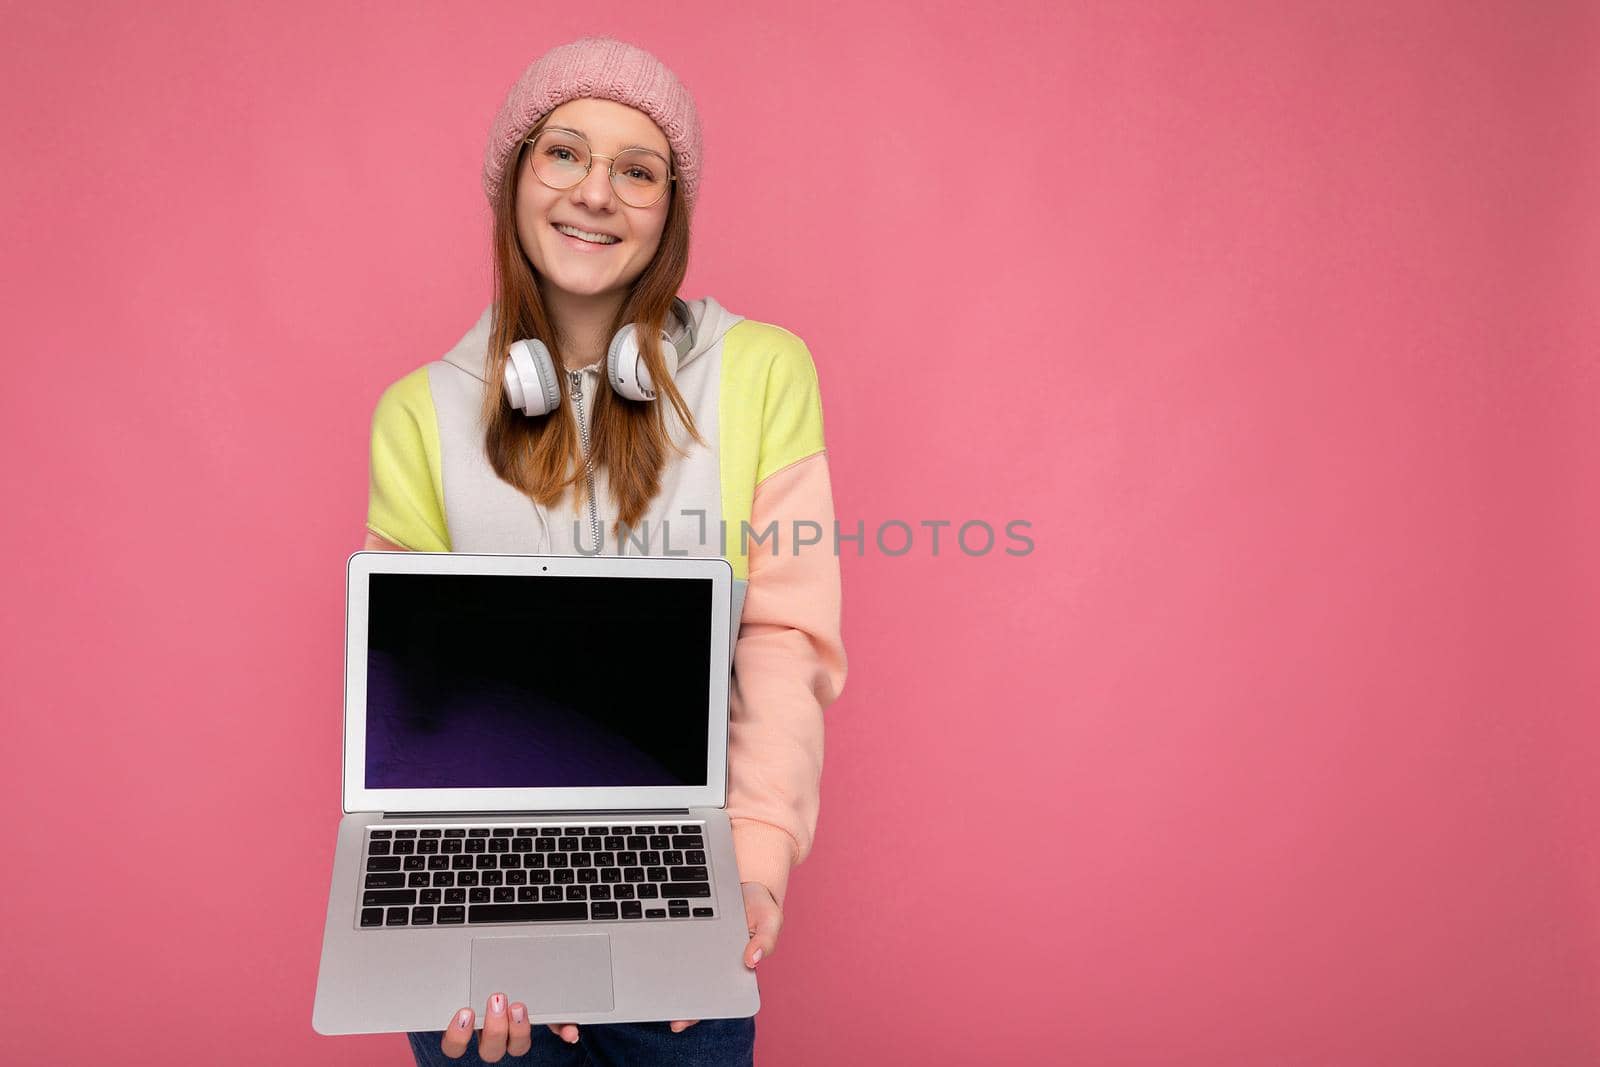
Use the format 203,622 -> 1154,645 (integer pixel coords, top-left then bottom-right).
456,1009 -> 472,1030
750,947 -> 764,966
491,994 -> 505,1015
511,1004 -> 525,1023
565,1028 -> 579,1044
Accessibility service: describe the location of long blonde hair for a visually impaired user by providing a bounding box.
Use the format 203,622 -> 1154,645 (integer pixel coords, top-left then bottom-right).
478,114 -> 704,536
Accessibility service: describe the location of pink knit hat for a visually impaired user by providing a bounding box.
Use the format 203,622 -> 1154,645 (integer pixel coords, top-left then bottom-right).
482,36 -> 703,211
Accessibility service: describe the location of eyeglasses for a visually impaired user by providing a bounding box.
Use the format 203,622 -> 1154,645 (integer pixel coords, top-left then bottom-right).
523,129 -> 676,209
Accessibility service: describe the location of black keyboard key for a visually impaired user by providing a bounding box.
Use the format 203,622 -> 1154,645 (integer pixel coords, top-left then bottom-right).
558,838 -> 578,852
494,887 -> 515,903
417,840 -> 439,854
693,907 -> 714,918
451,855 -> 473,870
394,829 -> 418,839
499,854 -> 520,869
547,854 -> 568,869
610,826 -> 634,835
577,869 -> 598,884
649,836 -> 670,850
585,825 -> 609,836
531,870 -> 551,885
442,839 -> 463,854
524,854 -> 545,869
469,903 -> 588,923
438,906 -> 465,924
535,838 -> 555,853
445,888 -> 466,904
565,885 -> 588,901
386,907 -> 410,925
420,828 -> 442,838
366,857 -> 402,872
506,870 -> 527,886
638,884 -> 659,899
672,883 -> 712,898
563,827 -> 585,836
541,886 -> 562,902
623,867 -> 645,883
590,901 -> 619,920
432,872 -> 454,887
482,871 -> 503,886
540,827 -> 562,836
600,868 -> 622,884
554,869 -> 575,885
627,836 -> 648,850
582,837 -> 603,851
457,871 -> 479,887
512,838 -> 532,852
444,828 -> 466,838
517,886 -> 538,902
621,901 -> 643,919
634,826 -> 656,835
492,828 -> 513,838
489,838 -> 509,853
670,867 -> 709,882
403,856 -> 426,871
420,889 -> 442,905
664,851 -> 684,866
516,828 -> 538,836
645,907 -> 667,918
392,840 -> 415,855
641,851 -> 661,865
368,841 -> 391,856
411,906 -> 434,925
468,828 -> 490,837
469,888 -> 491,904
364,873 -> 406,889
475,855 -> 497,869
673,835 -> 705,850
657,825 -> 679,835
571,853 -> 591,868
687,850 -> 706,865
595,853 -> 615,867
590,884 -> 611,900
646,867 -> 669,882
466,839 -> 486,854
428,856 -> 450,871
408,873 -> 429,888
668,904 -> 690,918
613,884 -> 635,900
603,837 -> 625,851
360,907 -> 384,926
618,852 -> 638,866
369,830 -> 393,839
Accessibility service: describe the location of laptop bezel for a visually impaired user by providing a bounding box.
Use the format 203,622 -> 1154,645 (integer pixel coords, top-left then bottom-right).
342,550 -> 733,815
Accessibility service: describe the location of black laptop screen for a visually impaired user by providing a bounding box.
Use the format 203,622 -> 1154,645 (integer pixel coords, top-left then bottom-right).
363,572 -> 713,790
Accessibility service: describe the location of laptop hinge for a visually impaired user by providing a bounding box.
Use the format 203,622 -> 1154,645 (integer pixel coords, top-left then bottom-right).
381,808 -> 693,819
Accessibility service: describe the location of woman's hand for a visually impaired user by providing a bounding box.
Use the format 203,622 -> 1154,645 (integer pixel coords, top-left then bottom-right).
450,881 -> 784,1047
439,993 -> 531,1062
661,880 -> 786,1035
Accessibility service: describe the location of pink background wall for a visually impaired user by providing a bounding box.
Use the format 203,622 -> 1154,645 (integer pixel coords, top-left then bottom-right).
4,1 -> 1597,1063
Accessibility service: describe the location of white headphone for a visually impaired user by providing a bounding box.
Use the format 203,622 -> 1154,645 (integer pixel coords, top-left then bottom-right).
503,297 -> 698,417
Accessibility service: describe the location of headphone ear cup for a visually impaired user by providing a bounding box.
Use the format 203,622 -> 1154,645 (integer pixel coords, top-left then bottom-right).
607,322 -> 681,402
503,338 -> 560,417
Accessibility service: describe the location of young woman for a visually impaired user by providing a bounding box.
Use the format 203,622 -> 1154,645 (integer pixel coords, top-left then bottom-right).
360,37 -> 847,1065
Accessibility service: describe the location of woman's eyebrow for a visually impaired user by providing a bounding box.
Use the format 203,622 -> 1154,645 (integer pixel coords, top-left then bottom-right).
547,126 -> 667,158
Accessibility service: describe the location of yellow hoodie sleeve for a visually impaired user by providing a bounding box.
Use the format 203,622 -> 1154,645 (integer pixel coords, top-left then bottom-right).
366,367 -> 450,553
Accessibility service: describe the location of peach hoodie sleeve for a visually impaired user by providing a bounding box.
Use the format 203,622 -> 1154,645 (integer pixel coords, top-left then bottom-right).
726,450 -> 848,908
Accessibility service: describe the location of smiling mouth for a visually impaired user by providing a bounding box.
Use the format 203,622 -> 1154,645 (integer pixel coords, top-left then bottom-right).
552,223 -> 621,246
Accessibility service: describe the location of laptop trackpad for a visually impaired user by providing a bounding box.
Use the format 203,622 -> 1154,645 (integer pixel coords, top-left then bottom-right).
469,934 -> 615,1016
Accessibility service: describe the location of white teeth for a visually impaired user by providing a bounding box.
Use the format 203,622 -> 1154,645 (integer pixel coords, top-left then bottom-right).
554,223 -> 619,245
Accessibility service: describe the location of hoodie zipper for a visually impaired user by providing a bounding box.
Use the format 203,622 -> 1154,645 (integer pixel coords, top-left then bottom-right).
568,368 -> 603,554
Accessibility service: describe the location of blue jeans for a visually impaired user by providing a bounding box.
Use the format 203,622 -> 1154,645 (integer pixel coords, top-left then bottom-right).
405,1018 -> 755,1066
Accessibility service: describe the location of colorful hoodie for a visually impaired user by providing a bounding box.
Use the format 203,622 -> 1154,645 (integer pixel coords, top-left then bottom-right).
363,296 -> 846,906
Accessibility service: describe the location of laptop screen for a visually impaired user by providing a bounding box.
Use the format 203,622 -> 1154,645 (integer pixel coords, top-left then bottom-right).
363,571 -> 713,792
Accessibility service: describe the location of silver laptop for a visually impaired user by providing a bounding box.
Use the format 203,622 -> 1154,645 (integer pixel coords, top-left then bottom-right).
313,550 -> 759,1036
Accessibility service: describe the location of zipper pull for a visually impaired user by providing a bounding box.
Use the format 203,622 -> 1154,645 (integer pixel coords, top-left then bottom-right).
568,369 -> 582,398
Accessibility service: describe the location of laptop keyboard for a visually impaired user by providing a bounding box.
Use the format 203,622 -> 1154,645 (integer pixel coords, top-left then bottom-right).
357,824 -> 716,929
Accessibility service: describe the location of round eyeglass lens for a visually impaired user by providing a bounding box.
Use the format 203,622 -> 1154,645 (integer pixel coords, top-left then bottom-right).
530,130 -> 669,208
